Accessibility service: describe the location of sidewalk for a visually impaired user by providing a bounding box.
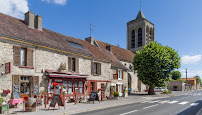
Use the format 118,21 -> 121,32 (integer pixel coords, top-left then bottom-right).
8,90 -> 196,115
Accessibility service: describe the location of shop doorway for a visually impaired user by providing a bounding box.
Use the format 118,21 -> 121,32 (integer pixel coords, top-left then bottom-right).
128,73 -> 131,94
91,82 -> 95,92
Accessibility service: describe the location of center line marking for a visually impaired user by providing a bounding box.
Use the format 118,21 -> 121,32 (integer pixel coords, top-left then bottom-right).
168,101 -> 179,104
120,110 -> 138,115
143,104 -> 159,109
190,103 -> 199,106
179,101 -> 189,105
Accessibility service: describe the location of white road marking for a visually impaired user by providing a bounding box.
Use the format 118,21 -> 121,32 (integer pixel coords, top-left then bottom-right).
190,103 -> 199,106
120,110 -> 138,115
141,101 -> 150,103
193,93 -> 197,95
158,100 -> 169,104
198,93 -> 201,95
149,100 -> 161,103
179,101 -> 189,105
143,104 -> 159,109
168,101 -> 179,104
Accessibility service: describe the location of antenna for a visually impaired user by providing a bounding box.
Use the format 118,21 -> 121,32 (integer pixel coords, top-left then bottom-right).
140,0 -> 141,9
90,24 -> 95,37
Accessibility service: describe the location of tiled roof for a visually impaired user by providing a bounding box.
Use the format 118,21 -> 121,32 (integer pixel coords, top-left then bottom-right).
96,40 -> 135,62
99,48 -> 128,70
0,12 -> 96,58
78,39 -> 110,61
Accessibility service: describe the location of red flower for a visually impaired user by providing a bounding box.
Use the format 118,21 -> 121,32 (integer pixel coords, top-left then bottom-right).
24,96 -> 28,100
34,95 -> 37,98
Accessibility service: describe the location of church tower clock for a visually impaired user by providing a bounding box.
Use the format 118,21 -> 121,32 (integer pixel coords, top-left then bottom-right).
127,9 -> 155,53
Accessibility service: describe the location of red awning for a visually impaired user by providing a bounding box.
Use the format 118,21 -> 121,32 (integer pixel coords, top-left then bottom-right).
45,69 -> 89,79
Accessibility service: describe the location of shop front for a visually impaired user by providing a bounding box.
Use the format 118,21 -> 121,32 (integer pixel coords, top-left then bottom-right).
45,69 -> 88,102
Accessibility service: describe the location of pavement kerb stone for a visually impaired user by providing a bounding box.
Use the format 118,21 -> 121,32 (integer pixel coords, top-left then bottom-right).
196,108 -> 202,115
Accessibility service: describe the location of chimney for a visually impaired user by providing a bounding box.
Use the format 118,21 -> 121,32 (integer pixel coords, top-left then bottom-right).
24,11 -> 35,29
35,15 -> 42,31
24,11 -> 43,31
85,37 -> 94,45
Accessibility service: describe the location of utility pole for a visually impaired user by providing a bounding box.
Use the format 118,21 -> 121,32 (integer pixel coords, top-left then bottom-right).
186,68 -> 188,91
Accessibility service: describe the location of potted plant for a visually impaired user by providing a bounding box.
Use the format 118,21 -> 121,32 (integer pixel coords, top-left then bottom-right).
0,98 -> 9,114
114,92 -> 119,99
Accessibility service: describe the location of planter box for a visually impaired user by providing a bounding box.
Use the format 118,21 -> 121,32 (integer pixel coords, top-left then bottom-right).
1,104 -> 9,114
3,90 -> 10,94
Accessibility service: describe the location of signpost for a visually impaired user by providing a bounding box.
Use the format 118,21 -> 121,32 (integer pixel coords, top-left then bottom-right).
48,94 -> 64,111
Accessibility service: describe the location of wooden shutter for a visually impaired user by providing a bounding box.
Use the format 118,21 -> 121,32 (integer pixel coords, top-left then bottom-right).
68,57 -> 72,72
32,76 -> 39,97
76,58 -> 79,73
99,63 -> 101,75
12,75 -> 20,92
116,84 -> 118,92
95,82 -> 97,91
27,48 -> 33,67
91,62 -> 94,75
116,70 -> 118,79
13,46 -> 21,66
122,85 -> 123,93
5,62 -> 11,74
122,70 -> 123,80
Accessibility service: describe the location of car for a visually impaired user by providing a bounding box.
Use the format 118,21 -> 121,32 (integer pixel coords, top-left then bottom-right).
154,87 -> 165,92
145,88 -> 156,92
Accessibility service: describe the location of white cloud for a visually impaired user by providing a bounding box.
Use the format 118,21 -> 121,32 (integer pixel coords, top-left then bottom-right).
181,69 -> 202,78
181,55 -> 201,64
0,0 -> 29,19
42,0 -> 67,5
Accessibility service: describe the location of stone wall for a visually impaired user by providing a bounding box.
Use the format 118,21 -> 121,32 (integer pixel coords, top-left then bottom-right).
0,41 -> 111,101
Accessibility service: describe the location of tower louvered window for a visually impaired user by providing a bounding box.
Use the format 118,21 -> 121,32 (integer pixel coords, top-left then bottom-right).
138,28 -> 142,47
131,30 -> 135,48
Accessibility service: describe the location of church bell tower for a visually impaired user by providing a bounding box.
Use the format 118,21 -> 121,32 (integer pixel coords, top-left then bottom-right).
127,9 -> 155,53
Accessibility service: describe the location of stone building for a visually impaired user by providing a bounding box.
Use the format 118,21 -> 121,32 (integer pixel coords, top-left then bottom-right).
0,9 -> 154,101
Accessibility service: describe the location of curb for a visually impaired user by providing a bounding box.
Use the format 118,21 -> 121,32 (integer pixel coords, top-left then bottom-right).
196,108 -> 202,115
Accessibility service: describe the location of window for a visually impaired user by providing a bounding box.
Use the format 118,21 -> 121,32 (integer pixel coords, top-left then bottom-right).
71,58 -> 76,72
14,46 -> 33,67
20,76 -> 30,94
118,84 -> 122,93
91,62 -> 101,75
106,45 -> 111,51
79,81 -> 83,94
131,30 -> 135,48
94,63 -> 99,74
67,41 -> 85,49
118,69 -> 122,80
68,57 -> 79,72
20,48 -> 27,66
138,28 -> 142,47
74,81 -> 78,93
68,81 -> 73,94
149,30 -> 152,40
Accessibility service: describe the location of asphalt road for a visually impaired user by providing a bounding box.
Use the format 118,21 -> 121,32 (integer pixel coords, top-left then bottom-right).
74,90 -> 202,115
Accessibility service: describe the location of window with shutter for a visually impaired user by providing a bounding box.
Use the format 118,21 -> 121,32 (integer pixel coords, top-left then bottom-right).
116,84 -> 118,92
92,62 -> 101,75
27,48 -> 33,67
33,76 -> 39,97
118,69 -> 122,80
71,58 -> 76,72
13,46 -> 21,66
68,57 -> 72,72
76,58 -> 79,73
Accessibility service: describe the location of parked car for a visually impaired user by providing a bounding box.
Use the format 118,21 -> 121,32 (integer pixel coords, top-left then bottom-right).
154,87 -> 165,92
145,89 -> 156,92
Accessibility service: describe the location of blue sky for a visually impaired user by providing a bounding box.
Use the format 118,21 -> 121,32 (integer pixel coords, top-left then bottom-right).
0,0 -> 201,79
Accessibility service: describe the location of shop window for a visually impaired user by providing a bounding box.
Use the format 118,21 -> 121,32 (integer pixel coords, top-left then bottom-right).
74,81 -> 78,93
68,81 -> 73,94
79,81 -> 83,94
63,81 -> 68,94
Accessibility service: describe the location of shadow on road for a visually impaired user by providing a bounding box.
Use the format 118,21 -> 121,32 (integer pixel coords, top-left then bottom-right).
177,100 -> 202,115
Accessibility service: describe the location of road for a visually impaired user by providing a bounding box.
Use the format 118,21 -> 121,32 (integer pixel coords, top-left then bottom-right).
74,90 -> 202,115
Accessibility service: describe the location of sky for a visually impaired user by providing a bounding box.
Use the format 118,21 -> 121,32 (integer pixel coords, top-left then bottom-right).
0,0 -> 201,79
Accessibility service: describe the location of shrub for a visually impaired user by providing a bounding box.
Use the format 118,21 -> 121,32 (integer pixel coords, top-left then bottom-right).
0,98 -> 4,106
162,90 -> 172,94
114,92 -> 119,97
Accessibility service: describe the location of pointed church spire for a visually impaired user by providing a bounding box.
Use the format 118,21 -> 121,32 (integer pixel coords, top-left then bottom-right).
136,9 -> 145,20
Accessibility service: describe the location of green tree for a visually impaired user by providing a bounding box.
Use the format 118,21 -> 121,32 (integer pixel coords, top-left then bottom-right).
171,71 -> 181,80
195,76 -> 202,87
133,42 -> 181,95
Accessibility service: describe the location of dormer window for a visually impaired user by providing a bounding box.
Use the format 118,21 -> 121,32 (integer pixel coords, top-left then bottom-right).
106,45 -> 111,51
